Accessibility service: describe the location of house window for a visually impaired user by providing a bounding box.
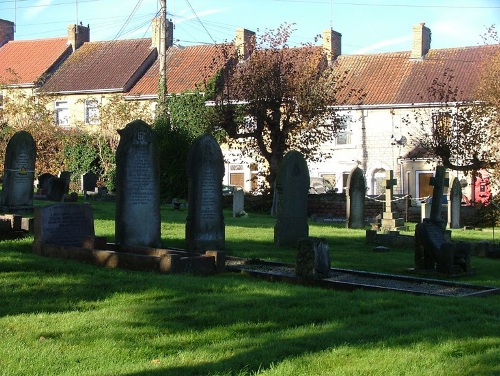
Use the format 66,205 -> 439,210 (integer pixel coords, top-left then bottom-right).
84,98 -> 100,125
55,101 -> 70,127
335,116 -> 352,146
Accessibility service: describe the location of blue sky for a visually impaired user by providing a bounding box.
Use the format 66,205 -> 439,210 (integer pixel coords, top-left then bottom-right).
1,0 -> 499,54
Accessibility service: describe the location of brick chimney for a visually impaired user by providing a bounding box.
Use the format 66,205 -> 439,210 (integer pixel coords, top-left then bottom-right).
235,28 -> 255,60
410,23 -> 431,59
151,17 -> 174,49
0,19 -> 15,48
323,28 -> 342,64
67,23 -> 90,52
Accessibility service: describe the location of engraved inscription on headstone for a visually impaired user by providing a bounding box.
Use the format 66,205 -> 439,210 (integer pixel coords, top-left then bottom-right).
274,150 -> 309,246
115,120 -> 161,248
186,134 -> 225,252
1,131 -> 36,213
346,166 -> 366,229
33,203 -> 95,248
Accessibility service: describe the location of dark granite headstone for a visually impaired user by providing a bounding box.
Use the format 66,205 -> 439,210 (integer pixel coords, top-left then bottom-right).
38,173 -> 55,192
0,131 -> 36,213
414,166 -> 471,274
81,171 -> 98,193
115,120 -> 161,248
32,203 -> 95,252
58,171 -> 71,194
274,150 -> 309,246
346,166 -> 365,229
185,134 -> 225,252
46,176 -> 66,202
296,237 -> 331,279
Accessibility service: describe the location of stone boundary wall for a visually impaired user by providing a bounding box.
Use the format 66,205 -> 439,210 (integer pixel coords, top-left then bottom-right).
227,193 -> 478,225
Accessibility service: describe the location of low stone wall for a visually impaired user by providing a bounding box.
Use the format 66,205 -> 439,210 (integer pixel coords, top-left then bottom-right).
307,193 -> 416,222
227,192 -> 480,226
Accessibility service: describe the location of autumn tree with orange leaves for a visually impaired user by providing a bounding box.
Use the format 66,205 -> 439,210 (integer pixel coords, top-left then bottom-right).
207,23 -> 362,190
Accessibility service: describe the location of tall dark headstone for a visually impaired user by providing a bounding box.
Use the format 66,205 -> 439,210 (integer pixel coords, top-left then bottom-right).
274,150 -> 309,246
37,172 -> 55,192
58,171 -> 71,194
115,120 -> 160,248
0,131 -> 36,213
185,134 -> 225,252
81,171 -> 98,194
346,166 -> 365,229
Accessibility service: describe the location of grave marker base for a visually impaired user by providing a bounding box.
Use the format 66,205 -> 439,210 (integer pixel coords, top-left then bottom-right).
33,237 -> 225,276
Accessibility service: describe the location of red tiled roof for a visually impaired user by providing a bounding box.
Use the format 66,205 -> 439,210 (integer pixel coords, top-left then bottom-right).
0,37 -> 71,85
334,44 -> 499,106
41,39 -> 156,93
128,44 -> 223,96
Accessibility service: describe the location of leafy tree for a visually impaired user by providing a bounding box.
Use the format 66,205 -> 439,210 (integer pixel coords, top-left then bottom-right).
0,86 -> 66,176
80,94 -> 155,190
407,25 -> 499,180
154,90 -> 217,201
207,23 -> 356,190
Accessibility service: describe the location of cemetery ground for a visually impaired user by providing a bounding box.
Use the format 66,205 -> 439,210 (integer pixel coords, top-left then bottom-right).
0,200 -> 499,376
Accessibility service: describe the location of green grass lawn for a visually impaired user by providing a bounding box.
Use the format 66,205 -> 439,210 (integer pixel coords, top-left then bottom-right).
0,199 -> 499,375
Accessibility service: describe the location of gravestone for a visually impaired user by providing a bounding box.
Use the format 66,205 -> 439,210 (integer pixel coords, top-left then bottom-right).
448,177 -> 462,229
32,203 -> 95,252
274,151 -> 309,246
346,166 -> 365,229
37,173 -> 55,193
186,134 -> 225,252
295,237 -> 331,279
380,170 -> 405,232
414,166 -> 471,274
0,131 -> 36,213
58,171 -> 71,194
115,120 -> 161,248
429,166 -> 449,223
81,171 -> 98,195
46,176 -> 66,202
232,188 -> 244,217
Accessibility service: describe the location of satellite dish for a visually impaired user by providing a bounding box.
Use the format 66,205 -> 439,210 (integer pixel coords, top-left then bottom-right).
395,135 -> 407,146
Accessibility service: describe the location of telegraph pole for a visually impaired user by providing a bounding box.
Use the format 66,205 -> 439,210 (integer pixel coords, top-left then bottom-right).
158,0 -> 167,115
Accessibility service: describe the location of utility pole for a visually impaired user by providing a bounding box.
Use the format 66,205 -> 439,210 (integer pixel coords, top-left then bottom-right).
158,0 -> 167,116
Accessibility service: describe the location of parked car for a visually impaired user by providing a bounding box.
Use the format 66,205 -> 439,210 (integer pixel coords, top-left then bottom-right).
309,177 -> 334,194
222,185 -> 242,196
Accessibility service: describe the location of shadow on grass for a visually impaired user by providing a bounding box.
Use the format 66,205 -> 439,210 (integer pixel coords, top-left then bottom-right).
1,238 -> 500,375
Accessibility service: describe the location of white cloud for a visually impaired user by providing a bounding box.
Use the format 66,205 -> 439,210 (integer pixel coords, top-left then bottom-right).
173,7 -> 227,24
354,35 -> 412,54
24,0 -> 53,21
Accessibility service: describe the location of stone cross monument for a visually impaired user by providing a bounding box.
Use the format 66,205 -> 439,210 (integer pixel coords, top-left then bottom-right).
380,170 -> 405,232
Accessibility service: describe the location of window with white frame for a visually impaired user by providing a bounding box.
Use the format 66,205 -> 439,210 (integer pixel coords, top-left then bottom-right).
55,101 -> 70,127
335,116 -> 352,146
84,98 -> 100,125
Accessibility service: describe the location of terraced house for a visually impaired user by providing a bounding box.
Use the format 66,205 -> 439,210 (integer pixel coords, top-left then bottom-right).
0,17 -> 497,204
